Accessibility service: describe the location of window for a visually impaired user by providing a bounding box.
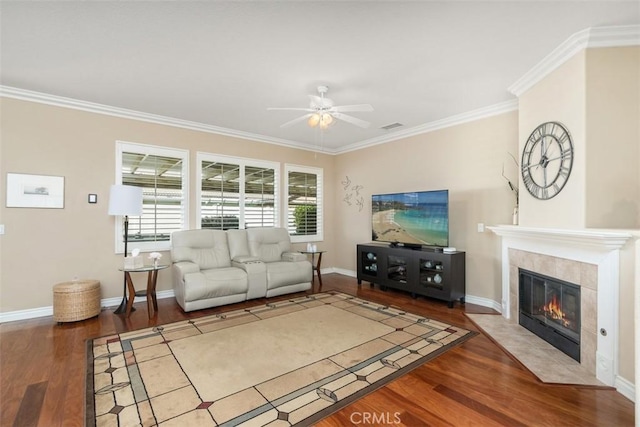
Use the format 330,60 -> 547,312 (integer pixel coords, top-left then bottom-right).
197,153 -> 278,229
285,164 -> 323,242
115,141 -> 189,253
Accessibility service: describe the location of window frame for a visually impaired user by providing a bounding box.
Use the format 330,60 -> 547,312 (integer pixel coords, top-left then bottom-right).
284,164 -> 323,243
196,152 -> 279,229
114,141 -> 189,254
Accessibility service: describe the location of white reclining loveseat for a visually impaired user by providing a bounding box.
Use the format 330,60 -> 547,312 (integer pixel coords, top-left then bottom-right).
171,227 -> 312,312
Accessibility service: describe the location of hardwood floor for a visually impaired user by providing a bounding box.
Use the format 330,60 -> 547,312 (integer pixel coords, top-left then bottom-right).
1,273 -> 634,426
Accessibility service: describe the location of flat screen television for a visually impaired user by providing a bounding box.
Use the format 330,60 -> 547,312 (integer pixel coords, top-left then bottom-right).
372,189 -> 449,248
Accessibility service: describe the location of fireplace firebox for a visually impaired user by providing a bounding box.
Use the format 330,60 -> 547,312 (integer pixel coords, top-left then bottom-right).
519,269 -> 581,362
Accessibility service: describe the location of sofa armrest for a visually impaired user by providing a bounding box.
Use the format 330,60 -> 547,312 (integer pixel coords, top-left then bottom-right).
172,261 -> 201,310
282,252 -> 306,262
231,258 -> 267,300
173,261 -> 200,278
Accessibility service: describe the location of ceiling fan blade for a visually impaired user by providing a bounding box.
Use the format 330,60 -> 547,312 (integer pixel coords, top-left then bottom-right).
267,107 -> 314,112
332,112 -> 371,128
332,104 -> 374,113
280,113 -> 312,128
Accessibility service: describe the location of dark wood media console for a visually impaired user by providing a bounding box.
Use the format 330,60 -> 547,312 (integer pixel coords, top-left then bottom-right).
357,243 -> 465,308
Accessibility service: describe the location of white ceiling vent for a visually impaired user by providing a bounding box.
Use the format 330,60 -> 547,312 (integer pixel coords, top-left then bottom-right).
381,122 -> 403,131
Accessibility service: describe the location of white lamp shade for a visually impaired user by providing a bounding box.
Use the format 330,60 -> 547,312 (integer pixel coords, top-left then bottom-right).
108,185 -> 143,216
307,113 -> 320,128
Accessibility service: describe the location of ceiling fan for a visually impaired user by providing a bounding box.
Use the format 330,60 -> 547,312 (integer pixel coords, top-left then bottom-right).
268,85 -> 373,129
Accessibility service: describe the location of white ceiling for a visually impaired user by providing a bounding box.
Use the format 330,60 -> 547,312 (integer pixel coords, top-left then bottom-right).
1,1 -> 638,153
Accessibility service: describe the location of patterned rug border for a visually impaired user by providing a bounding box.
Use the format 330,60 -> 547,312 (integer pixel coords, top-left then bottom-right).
85,292 -> 477,426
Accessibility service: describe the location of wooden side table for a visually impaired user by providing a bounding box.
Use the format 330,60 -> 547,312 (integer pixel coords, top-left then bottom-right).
119,265 -> 169,318
300,251 -> 326,287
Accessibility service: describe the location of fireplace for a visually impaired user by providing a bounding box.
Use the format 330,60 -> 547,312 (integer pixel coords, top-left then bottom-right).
518,269 -> 580,361
488,225 -> 632,387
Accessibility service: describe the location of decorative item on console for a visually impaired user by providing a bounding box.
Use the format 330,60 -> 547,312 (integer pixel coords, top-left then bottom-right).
124,248 -> 144,269
148,252 -> 162,267
502,152 -> 519,225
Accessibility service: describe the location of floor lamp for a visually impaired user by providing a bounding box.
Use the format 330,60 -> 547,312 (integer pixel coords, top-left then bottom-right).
108,184 -> 143,314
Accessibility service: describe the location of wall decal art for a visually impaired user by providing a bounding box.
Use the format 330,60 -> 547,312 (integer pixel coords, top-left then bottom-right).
341,175 -> 365,212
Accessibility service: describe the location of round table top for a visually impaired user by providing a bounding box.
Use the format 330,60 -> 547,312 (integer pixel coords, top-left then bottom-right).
299,250 -> 326,254
119,264 -> 170,272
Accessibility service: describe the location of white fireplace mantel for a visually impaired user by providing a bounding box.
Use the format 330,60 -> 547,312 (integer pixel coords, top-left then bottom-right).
487,224 -> 633,387
488,225 -> 632,251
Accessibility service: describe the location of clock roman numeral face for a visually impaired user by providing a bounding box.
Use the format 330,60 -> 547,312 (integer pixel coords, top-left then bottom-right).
521,122 -> 574,200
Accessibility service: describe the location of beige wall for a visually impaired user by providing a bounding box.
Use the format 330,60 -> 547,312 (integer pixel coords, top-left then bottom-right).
516,46 -> 639,387
583,46 -> 640,386
619,236 -> 639,384
333,112 -> 519,304
518,51 -> 587,228
0,46 -> 636,386
585,47 -> 640,229
588,47 -> 639,385
518,46 -> 640,230
0,98 -> 336,312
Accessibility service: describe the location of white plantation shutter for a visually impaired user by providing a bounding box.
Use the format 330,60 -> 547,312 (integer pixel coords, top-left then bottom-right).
244,165 -> 276,228
285,164 -> 323,242
115,142 -> 189,253
198,154 -> 278,229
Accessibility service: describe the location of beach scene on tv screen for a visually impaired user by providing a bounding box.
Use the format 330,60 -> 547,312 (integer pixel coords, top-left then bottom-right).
372,191 -> 448,246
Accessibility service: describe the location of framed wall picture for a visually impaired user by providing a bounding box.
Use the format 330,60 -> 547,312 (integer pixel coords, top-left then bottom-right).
6,173 -> 65,208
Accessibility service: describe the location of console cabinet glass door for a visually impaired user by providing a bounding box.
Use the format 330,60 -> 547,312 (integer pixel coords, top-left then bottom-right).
419,258 -> 444,290
361,250 -> 378,278
387,255 -> 408,284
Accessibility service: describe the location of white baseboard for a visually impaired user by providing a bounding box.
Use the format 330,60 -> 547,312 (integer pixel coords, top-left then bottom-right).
0,290 -> 176,323
328,267 -> 355,277
615,375 -> 636,402
0,306 -> 54,323
0,273 -> 503,322
464,295 -> 503,313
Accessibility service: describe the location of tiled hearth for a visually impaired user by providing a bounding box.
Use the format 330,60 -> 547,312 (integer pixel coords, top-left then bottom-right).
487,225 -> 632,387
466,312 -> 602,386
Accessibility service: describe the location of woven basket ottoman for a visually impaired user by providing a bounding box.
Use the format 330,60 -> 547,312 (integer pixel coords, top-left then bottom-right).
53,280 -> 101,322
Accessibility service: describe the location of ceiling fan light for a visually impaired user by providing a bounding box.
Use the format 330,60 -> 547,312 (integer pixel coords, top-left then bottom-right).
307,113 -> 320,128
320,113 -> 334,129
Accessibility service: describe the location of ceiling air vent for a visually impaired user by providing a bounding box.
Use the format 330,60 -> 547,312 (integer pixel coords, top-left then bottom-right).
380,122 -> 403,130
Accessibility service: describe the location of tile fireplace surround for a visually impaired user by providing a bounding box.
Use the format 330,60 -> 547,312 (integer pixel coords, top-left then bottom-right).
488,225 -> 633,388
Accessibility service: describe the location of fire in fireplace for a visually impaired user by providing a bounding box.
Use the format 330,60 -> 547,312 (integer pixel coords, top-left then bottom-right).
519,269 -> 581,362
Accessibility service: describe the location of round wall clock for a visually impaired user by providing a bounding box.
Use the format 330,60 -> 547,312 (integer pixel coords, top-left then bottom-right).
521,121 -> 574,200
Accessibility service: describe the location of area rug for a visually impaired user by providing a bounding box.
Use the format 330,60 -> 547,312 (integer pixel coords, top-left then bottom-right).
86,292 -> 476,426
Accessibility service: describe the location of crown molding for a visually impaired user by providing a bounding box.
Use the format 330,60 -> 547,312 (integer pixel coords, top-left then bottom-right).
0,85 -> 323,153
2,25 -> 636,156
336,99 -> 519,154
509,25 -> 640,97
1,85 -> 518,156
